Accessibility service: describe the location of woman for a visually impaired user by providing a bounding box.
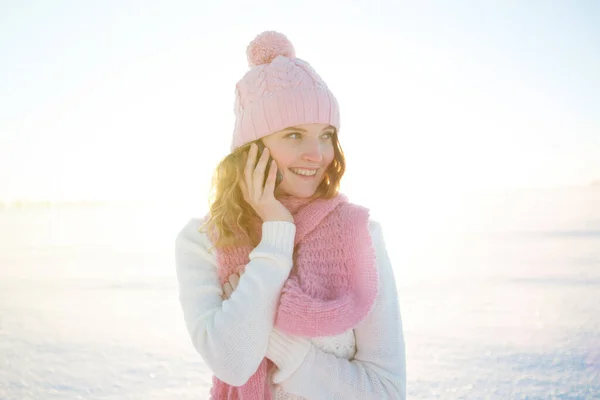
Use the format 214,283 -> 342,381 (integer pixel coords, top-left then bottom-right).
175,31 -> 406,399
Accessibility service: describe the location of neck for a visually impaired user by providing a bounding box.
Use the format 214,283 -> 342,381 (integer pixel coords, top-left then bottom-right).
276,194 -> 315,214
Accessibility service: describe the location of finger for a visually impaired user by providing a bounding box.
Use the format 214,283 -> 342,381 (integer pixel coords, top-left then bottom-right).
253,147 -> 270,195
223,282 -> 233,299
262,160 -> 278,197
228,273 -> 240,290
239,179 -> 250,203
244,143 -> 257,195
223,282 -> 233,300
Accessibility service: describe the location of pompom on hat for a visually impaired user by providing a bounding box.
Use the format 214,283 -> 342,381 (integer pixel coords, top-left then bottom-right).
230,31 -> 340,151
246,30 -> 296,67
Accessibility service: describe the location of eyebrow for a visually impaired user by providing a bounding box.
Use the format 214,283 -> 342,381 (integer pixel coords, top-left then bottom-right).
280,125 -> 335,133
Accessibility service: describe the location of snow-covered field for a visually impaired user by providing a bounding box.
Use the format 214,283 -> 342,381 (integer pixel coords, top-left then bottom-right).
1,188 -> 599,399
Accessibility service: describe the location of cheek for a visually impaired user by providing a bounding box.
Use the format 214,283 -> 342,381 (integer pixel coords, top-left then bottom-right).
271,152 -> 295,170
272,152 -> 293,168
323,146 -> 335,166
265,144 -> 290,165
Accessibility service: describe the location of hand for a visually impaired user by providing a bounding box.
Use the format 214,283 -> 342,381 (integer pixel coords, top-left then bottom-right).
222,272 -> 241,300
239,143 -> 293,223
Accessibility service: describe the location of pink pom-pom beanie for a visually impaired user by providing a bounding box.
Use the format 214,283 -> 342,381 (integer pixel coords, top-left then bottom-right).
230,31 -> 340,151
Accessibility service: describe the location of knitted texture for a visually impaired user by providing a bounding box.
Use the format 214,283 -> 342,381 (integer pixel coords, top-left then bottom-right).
231,31 -> 340,151
211,194 -> 379,399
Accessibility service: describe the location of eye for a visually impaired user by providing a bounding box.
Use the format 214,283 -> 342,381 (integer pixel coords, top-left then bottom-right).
286,132 -> 302,139
321,131 -> 334,140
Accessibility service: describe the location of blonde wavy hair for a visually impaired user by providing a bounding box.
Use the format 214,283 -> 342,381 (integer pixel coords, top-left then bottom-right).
202,131 -> 345,248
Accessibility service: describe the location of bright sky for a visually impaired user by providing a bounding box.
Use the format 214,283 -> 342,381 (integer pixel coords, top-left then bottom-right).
1,0 -> 599,207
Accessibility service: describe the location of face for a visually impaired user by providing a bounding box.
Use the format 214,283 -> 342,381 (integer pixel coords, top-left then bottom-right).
261,123 -> 336,198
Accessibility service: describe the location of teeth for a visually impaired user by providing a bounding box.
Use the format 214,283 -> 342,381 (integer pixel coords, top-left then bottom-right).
290,168 -> 318,176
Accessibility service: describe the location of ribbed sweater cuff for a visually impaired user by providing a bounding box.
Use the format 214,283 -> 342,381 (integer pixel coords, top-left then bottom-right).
267,328 -> 311,384
256,221 -> 296,257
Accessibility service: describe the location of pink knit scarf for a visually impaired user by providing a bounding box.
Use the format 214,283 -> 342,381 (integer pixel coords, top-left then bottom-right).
210,194 -> 378,399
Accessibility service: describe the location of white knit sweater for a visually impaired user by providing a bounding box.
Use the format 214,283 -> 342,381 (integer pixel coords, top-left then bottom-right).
175,218 -> 406,399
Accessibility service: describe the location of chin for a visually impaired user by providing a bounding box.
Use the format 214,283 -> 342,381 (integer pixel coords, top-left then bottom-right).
276,184 -> 318,198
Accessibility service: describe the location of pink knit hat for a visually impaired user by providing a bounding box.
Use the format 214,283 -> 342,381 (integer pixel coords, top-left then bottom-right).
230,31 -> 340,151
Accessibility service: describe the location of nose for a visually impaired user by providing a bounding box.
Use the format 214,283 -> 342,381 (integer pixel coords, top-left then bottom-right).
301,139 -> 323,163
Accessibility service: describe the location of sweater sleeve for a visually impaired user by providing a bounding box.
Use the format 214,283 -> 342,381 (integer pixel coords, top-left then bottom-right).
267,220 -> 407,399
174,218 -> 296,386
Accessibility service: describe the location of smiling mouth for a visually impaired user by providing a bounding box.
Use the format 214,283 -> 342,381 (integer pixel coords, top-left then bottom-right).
289,167 -> 318,177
